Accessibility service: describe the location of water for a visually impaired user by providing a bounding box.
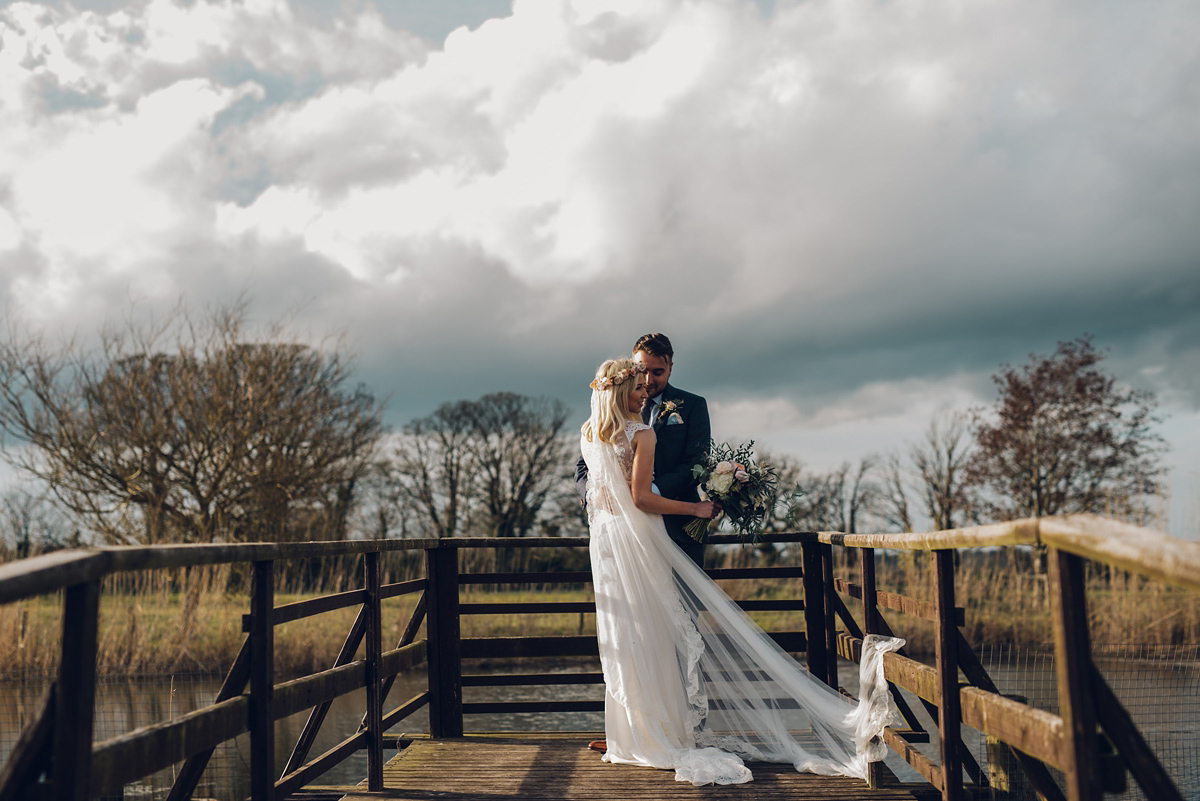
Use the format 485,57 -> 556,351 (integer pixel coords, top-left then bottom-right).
1,649 -> 1197,800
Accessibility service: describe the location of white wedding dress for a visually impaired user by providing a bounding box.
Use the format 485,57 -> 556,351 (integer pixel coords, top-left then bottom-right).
582,419 -> 903,786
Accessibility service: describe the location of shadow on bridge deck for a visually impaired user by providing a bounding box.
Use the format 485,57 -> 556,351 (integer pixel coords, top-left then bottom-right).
287,732 -> 936,800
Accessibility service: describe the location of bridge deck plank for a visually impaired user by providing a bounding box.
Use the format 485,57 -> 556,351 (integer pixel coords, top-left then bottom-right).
295,733 -> 930,800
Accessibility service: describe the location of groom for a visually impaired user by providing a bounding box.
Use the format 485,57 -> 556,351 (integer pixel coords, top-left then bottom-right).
576,332 -> 711,568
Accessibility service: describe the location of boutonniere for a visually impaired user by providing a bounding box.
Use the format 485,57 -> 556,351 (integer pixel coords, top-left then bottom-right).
657,399 -> 684,426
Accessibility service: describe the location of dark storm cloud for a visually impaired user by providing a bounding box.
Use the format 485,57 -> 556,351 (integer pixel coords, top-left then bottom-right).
1,0 -> 1197,506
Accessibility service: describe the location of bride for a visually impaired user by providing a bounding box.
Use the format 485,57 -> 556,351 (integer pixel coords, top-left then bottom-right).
580,358 -> 904,786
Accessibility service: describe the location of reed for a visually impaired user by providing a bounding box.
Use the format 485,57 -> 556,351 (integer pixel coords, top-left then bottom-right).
0,545 -> 1195,677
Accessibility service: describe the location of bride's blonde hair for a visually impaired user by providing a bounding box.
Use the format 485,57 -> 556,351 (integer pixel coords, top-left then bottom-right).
582,358 -> 645,444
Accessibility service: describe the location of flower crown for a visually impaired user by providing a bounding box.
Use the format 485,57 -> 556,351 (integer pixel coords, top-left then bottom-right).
589,363 -> 646,391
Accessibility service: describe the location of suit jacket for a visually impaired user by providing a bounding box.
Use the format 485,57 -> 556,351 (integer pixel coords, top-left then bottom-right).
575,383 -> 711,549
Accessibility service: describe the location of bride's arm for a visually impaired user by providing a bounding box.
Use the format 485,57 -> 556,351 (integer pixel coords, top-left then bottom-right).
631,428 -> 715,519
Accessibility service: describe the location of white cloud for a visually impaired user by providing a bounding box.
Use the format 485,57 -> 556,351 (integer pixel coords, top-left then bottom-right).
1,0 -> 1198,534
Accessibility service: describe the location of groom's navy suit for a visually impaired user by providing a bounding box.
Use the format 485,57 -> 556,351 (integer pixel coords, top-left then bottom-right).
576,383 -> 711,567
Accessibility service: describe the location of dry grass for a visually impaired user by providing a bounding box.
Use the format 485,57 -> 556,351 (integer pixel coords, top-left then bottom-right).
1,546 -> 1196,676
845,548 -> 1200,655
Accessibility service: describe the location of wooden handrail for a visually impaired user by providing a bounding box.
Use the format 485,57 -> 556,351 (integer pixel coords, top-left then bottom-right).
1,518 -> 1195,801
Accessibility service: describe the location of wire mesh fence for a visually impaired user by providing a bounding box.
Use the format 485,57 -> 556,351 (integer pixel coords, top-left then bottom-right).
971,643 -> 1200,801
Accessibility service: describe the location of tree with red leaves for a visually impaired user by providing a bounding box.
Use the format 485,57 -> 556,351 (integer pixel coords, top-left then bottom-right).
968,336 -> 1166,524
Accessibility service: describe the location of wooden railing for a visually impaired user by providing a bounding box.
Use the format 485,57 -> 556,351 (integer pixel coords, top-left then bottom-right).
823,514 -> 1200,801
0,514 -> 1195,801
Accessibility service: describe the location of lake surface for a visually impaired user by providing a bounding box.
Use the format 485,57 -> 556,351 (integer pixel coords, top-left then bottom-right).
1,647 -> 1196,800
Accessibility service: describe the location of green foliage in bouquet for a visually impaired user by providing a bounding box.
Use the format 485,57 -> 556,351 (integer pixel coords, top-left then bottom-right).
685,440 -> 780,544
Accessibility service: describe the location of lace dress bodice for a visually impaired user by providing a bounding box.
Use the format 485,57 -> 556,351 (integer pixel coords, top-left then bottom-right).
584,420 -> 650,524
613,420 -> 650,486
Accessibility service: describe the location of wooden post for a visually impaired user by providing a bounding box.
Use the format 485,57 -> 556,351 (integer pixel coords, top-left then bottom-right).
425,542 -> 462,738
986,695 -> 1034,799
858,546 -> 882,789
859,546 -> 879,636
932,549 -> 962,801
51,580 -> 100,801
364,551 -> 384,790
249,560 -> 275,801
1049,547 -> 1100,801
801,541 -> 828,683
821,543 -> 838,688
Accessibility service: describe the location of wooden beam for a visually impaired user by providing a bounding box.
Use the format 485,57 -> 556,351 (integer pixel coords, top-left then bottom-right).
275,731 -> 367,800
1040,515 -> 1200,593
821,543 -> 838,688
51,580 -> 100,801
267,589 -> 368,625
426,544 -> 462,738
932,550 -> 962,801
363,551 -> 384,791
1049,548 -> 1100,801
380,577 -> 425,598
835,578 -> 964,625
1090,661 -> 1184,800
89,698 -> 249,796
381,692 -> 431,730
282,608 -> 367,775
165,635 -> 251,801
249,560 -> 275,801
818,518 -> 1039,550
802,541 -> 828,684
0,683 -> 54,801
458,571 -> 592,585
956,634 -> 1067,801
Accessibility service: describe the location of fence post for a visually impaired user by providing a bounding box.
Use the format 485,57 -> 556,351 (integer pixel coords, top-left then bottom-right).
933,549 -> 962,801
51,580 -> 100,801
858,546 -> 882,788
821,542 -> 838,688
425,542 -> 462,737
249,560 -> 275,801
1049,547 -> 1100,801
364,550 -> 384,790
859,547 -> 878,635
801,541 -> 828,683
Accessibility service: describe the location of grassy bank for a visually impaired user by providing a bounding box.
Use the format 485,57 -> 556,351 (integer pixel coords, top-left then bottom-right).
1,549 -> 1196,678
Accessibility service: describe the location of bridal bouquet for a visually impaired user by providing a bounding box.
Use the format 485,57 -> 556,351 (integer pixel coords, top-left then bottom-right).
684,440 -> 779,543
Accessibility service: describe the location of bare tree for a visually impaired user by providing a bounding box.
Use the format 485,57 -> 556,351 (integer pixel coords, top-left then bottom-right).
388,402 -> 477,539
877,452 -> 914,533
0,302 -> 383,544
388,392 -> 573,538
910,411 -> 974,531
462,393 -> 572,538
0,484 -> 78,560
786,458 -> 877,534
757,452 -> 805,536
968,336 -> 1166,522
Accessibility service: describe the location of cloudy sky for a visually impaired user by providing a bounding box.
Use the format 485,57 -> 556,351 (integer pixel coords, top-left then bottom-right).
1,0 -> 1198,536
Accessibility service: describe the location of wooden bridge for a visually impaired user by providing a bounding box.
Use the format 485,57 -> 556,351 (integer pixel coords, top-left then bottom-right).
0,514 -> 1196,801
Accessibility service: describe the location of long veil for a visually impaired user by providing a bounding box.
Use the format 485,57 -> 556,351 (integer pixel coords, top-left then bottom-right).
582,410 -> 903,785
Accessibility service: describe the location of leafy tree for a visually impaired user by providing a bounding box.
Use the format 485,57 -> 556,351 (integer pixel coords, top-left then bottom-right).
968,336 -> 1165,522
0,303 -> 383,544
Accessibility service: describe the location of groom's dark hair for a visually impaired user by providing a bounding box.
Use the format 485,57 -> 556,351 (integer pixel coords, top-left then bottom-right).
633,333 -> 673,362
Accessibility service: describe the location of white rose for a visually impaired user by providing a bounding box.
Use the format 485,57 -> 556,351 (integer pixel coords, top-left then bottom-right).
714,461 -> 735,475
708,473 -> 735,494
